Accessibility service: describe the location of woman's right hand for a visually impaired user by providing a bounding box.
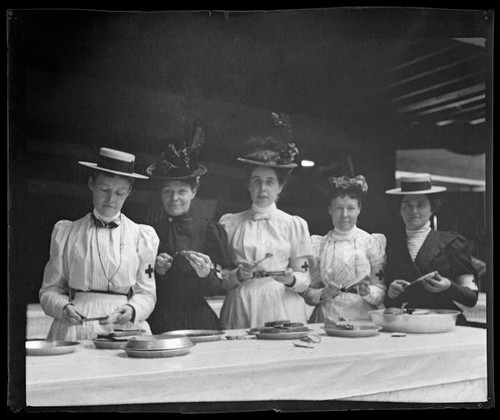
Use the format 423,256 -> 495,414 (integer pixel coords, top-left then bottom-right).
387,279 -> 411,299
237,261 -> 255,282
320,283 -> 340,301
155,252 -> 173,276
63,304 -> 83,325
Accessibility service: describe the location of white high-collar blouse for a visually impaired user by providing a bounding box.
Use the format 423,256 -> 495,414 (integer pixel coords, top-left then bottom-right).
39,212 -> 159,322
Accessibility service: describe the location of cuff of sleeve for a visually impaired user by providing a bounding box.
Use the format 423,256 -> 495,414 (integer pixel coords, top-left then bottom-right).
59,301 -> 73,319
289,271 -> 310,293
126,304 -> 136,323
361,285 -> 385,306
221,268 -> 241,290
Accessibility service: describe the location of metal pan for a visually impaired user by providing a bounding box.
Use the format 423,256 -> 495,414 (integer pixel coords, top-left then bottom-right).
124,334 -> 194,351
92,338 -> 127,349
26,340 -> 80,356
254,330 -> 312,340
161,330 -> 225,343
370,309 -> 460,333
124,347 -> 192,358
323,325 -> 381,338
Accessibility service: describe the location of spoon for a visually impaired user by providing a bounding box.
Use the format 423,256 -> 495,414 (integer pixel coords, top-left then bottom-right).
251,252 -> 273,267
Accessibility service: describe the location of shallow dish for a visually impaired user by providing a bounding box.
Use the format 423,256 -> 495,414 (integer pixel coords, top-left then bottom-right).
26,340 -> 80,356
124,334 -> 194,351
323,325 -> 381,338
254,330 -> 312,340
161,330 -> 225,343
370,309 -> 460,333
92,338 -> 127,349
124,347 -> 192,358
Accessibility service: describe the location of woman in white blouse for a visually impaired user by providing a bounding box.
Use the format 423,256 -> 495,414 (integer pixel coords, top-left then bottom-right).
302,175 -> 386,322
39,148 -> 159,340
219,113 -> 312,329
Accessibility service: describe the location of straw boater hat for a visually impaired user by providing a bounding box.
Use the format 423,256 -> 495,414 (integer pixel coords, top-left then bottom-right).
385,173 -> 446,195
78,147 -> 149,179
237,112 -> 299,169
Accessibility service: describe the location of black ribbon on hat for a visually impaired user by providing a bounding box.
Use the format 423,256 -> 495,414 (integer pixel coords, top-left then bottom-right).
96,155 -> 135,174
400,180 -> 432,192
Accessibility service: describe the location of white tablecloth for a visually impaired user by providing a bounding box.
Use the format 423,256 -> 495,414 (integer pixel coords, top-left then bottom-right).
26,325 -> 488,407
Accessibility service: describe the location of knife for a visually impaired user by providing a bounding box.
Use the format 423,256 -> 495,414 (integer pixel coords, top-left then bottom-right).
81,316 -> 109,322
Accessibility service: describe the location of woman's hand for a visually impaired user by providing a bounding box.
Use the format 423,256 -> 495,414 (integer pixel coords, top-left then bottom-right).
387,279 -> 411,299
423,272 -> 451,293
237,261 -> 255,282
63,304 -> 83,325
100,305 -> 134,325
185,251 -> 212,279
320,282 -> 340,301
357,277 -> 372,296
273,268 -> 296,287
155,252 -> 173,276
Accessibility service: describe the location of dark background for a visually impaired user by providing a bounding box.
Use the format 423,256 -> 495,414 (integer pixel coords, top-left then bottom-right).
7,8 -> 492,409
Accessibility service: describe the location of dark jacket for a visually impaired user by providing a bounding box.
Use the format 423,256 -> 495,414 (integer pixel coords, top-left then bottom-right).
384,229 -> 478,314
147,213 -> 234,333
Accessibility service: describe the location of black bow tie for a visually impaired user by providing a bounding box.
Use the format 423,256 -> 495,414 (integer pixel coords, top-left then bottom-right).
91,213 -> 119,229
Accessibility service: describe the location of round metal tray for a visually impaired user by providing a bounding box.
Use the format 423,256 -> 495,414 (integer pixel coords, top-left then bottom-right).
161,329 -> 225,343
26,340 -> 80,356
254,330 -> 312,340
323,325 -> 381,338
124,334 -> 194,351
370,309 -> 460,333
92,338 -> 127,349
124,347 -> 192,358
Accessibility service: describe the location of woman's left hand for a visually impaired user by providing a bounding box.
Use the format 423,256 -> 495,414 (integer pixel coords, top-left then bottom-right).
357,277 -> 371,296
100,305 -> 134,325
185,251 -> 212,279
273,268 -> 295,287
423,272 -> 452,293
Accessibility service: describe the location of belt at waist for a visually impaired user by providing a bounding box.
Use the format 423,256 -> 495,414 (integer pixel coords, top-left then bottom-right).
70,289 -> 132,299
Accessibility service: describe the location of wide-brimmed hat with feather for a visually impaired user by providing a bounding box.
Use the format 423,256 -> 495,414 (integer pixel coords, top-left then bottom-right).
237,112 -> 299,169
147,126 -> 208,180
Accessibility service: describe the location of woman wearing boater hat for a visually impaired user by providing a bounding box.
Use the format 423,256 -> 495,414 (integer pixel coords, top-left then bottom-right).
145,133 -> 234,334
39,148 -> 159,340
384,173 -> 478,322
218,112 -> 312,329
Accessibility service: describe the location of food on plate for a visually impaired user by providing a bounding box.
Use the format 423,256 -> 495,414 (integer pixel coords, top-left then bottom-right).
249,321 -> 309,334
383,307 -> 431,315
97,329 -> 146,340
264,320 -> 291,327
383,307 -> 406,315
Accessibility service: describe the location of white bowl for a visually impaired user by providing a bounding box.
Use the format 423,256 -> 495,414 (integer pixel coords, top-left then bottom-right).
369,309 -> 460,333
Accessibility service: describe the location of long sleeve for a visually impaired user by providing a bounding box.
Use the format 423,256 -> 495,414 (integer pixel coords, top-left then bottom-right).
39,221 -> 73,319
301,235 -> 325,306
127,225 -> 159,321
361,233 -> 387,306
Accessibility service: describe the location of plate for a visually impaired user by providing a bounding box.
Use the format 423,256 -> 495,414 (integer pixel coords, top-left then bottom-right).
124,347 -> 192,358
26,340 -> 80,356
323,325 -> 381,338
254,330 -> 312,340
92,338 -> 127,349
161,330 -> 225,343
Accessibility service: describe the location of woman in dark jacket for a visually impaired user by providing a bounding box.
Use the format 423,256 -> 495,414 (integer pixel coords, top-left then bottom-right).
384,173 -> 478,325
145,137 -> 234,333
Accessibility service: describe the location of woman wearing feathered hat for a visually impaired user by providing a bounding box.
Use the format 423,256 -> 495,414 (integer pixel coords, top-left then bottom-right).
39,148 -> 159,340
383,173 -> 478,322
218,112 -> 313,329
145,128 -> 234,333
302,175 -> 387,323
